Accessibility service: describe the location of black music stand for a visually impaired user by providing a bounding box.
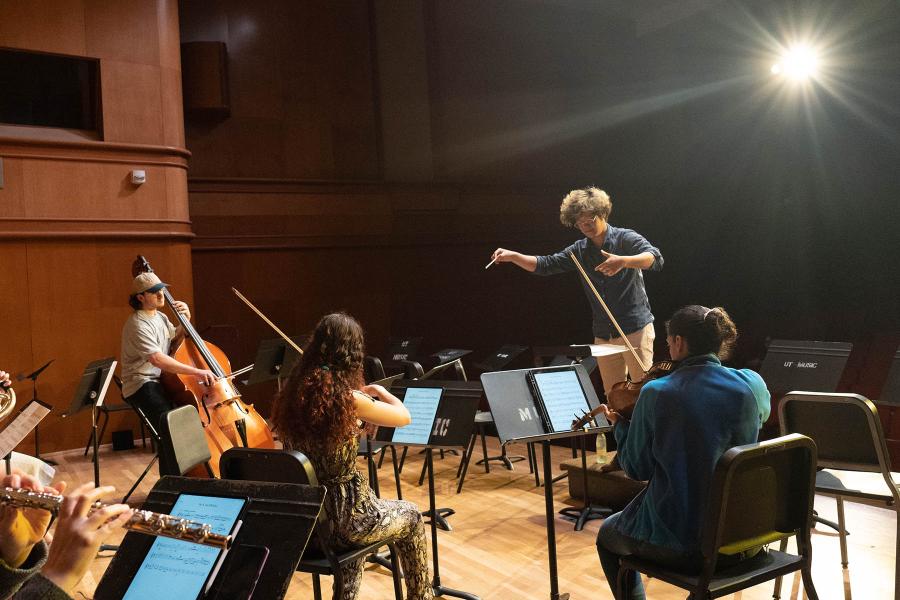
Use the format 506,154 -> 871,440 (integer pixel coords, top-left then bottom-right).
376,386 -> 480,600
16,359 -> 54,463
246,337 -> 304,389
473,344 -> 530,373
481,365 -> 611,600
760,339 -> 852,396
384,336 -> 423,370
381,380 -> 480,527
880,344 -> 900,404
94,475 -> 324,600
1,399 -> 53,476
63,358 -> 117,487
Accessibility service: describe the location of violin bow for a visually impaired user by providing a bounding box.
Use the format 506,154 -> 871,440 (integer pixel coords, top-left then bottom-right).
568,252 -> 650,374
231,288 -> 304,355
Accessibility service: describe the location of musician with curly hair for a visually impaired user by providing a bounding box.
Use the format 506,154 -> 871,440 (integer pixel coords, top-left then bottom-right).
491,186 -> 663,394
272,312 -> 433,600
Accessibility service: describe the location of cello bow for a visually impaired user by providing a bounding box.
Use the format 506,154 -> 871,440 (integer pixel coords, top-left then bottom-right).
568,252 -> 650,374
231,287 -> 304,355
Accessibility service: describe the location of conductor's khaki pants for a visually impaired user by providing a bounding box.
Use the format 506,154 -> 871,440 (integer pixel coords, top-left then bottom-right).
594,322 -> 655,395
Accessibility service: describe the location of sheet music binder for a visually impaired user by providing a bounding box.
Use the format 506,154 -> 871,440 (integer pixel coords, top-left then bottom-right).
481,364 -> 605,444
94,476 -> 324,600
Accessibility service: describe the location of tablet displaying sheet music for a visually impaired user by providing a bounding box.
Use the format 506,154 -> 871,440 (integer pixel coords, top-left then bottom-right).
528,367 -> 591,433
122,494 -> 246,600
390,387 -> 444,446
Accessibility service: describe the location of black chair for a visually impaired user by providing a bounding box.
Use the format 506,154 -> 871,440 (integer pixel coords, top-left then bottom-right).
616,434 -> 819,600
779,391 -> 900,600
83,375 -> 149,458
157,405 -> 214,477
219,447 -> 404,600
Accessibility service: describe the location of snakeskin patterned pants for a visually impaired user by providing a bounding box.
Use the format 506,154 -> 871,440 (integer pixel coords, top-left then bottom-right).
333,496 -> 434,600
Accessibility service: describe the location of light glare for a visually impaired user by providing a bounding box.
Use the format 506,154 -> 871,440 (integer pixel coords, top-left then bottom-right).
772,44 -> 819,80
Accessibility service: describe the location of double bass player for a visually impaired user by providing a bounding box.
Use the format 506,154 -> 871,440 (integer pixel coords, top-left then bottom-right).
120,272 -> 216,436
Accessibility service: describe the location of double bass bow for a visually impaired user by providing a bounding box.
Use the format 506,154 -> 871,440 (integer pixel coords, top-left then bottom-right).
568,252 -> 675,419
132,256 -> 274,476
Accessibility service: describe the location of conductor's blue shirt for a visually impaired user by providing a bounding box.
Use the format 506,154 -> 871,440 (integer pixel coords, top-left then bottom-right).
533,225 -> 663,338
611,354 -> 772,555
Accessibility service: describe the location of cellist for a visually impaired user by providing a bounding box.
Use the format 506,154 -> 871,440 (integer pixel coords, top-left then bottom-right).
120,272 -> 216,434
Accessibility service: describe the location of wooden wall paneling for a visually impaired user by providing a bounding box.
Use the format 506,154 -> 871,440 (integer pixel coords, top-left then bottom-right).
83,0 -> 161,66
99,60 -> 165,145
18,241 -> 194,453
0,0 -> 87,56
0,158 -> 27,216
0,243 -> 35,415
180,1 -> 380,180
160,66 -> 187,148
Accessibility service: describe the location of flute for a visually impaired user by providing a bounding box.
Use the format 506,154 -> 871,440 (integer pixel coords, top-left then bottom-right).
1,487 -> 232,549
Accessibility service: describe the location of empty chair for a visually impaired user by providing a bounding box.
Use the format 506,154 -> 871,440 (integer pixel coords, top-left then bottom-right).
779,391 -> 900,600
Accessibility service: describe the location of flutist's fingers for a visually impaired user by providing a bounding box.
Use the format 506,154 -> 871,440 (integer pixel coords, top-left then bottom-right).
90,503 -> 133,533
66,483 -> 117,518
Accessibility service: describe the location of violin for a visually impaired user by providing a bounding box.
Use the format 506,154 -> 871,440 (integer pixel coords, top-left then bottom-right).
132,256 -> 275,476
606,360 -> 677,417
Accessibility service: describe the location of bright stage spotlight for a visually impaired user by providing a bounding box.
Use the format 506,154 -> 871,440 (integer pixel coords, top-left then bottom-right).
771,44 -> 819,80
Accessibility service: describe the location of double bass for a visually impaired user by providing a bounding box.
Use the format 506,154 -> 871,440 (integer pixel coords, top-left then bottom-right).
132,256 -> 274,475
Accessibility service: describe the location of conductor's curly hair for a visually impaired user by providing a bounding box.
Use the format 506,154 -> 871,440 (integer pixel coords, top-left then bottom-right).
559,187 -> 612,228
272,312 -> 366,451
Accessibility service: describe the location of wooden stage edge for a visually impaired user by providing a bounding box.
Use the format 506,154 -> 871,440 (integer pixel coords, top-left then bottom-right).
39,437 -> 895,600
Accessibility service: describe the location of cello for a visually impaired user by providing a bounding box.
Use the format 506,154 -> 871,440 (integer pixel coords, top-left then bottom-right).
132,256 -> 274,476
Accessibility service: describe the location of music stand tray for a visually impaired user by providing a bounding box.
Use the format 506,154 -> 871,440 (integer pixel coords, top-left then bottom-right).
246,337 -> 305,386
1,399 -> 53,475
63,358 -> 117,487
94,476 -> 324,600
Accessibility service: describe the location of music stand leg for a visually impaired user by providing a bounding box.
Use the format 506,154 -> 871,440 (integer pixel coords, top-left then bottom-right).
122,453 -> 158,504
426,448 -> 480,600
91,404 -> 101,488
542,440 -> 569,600
530,443 -> 541,487
456,434 -> 478,494
558,434 -> 609,531
390,444 -> 403,500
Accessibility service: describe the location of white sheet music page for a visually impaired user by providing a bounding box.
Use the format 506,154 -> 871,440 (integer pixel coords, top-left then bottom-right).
0,402 -> 51,458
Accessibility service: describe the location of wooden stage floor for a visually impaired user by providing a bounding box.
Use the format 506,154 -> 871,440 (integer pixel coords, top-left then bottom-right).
44,438 -> 895,599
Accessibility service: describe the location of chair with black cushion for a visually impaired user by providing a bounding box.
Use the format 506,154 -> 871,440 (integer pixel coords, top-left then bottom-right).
616,434 -> 819,600
778,391 -> 900,600
219,447 -> 403,600
157,405 -> 214,477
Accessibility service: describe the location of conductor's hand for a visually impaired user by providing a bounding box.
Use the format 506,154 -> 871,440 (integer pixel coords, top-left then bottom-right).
491,248 -> 518,264
595,250 -> 627,276
0,370 -> 10,387
600,404 -> 622,426
41,483 -> 132,594
0,472 -> 63,568
193,368 -> 217,387
171,300 -> 192,321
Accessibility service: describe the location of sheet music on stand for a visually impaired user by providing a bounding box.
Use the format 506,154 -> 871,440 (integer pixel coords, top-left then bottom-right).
569,343 -> 629,358
1,400 -> 53,464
